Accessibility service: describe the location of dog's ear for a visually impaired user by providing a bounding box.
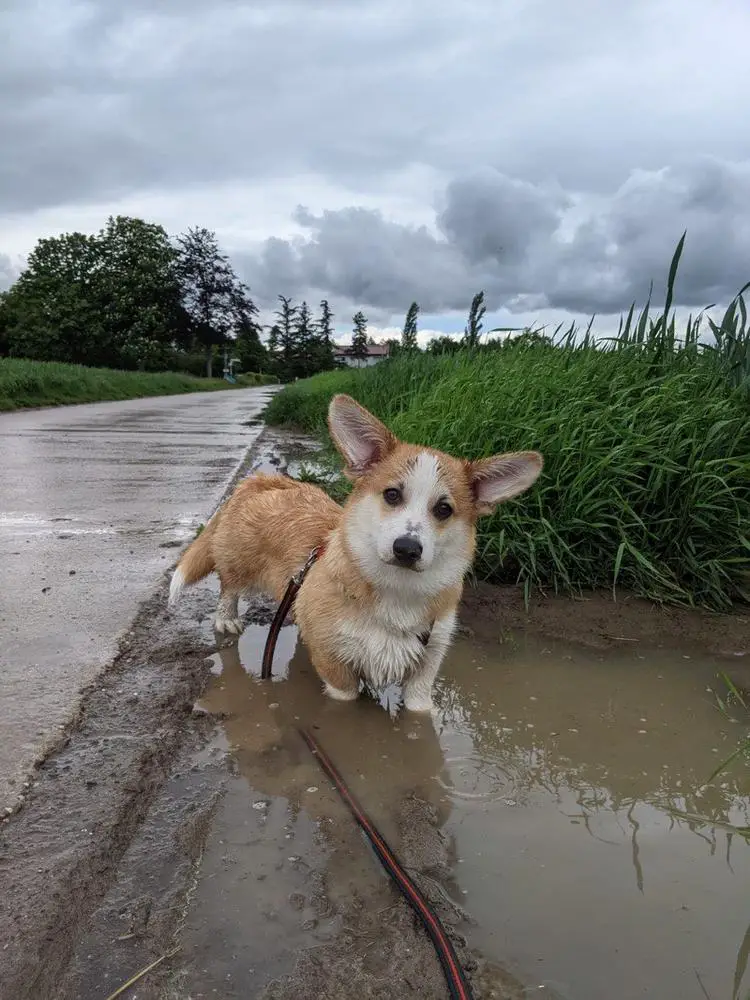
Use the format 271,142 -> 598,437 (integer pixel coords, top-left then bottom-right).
466,451 -> 543,516
328,394 -> 397,477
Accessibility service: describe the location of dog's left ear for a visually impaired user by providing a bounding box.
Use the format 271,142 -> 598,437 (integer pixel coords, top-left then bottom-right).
466,451 -> 543,515
328,394 -> 397,477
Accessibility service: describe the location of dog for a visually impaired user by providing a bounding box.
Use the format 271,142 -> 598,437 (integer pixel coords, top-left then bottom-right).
169,393 -> 542,712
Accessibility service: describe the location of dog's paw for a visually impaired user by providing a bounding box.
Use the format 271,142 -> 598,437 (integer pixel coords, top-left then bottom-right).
214,616 -> 244,636
403,689 -> 435,713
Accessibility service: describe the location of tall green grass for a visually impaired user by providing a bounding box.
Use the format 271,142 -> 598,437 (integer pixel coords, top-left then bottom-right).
0,357 -> 276,412
266,242 -> 750,610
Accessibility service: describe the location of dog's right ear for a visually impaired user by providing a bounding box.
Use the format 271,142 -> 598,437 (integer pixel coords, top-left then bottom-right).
328,394 -> 397,478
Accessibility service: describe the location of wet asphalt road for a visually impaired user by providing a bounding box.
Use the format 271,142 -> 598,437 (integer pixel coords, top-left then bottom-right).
0,387 -> 276,813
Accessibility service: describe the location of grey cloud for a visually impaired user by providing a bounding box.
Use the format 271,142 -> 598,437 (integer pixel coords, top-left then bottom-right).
241,206 -> 464,313
2,0 -> 750,215
544,158 -> 750,313
438,171 -> 568,266
238,158 -> 750,317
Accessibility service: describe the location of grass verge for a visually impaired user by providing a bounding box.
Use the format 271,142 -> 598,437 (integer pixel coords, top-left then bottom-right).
266,246 -> 750,611
0,357 -> 277,412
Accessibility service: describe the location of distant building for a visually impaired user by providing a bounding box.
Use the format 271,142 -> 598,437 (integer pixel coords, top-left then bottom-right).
332,342 -> 390,368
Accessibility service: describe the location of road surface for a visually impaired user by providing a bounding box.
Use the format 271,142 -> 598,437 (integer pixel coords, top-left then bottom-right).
0,387 -> 276,813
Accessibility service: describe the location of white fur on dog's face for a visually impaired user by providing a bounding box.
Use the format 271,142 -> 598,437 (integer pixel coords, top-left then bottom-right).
345,450 -> 474,597
327,393 -> 543,598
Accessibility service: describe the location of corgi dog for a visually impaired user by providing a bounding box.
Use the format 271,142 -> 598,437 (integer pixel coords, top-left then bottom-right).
169,394 -> 542,712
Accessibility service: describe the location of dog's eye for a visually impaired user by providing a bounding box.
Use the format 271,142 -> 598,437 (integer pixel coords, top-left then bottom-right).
383,487 -> 402,506
433,500 -> 453,520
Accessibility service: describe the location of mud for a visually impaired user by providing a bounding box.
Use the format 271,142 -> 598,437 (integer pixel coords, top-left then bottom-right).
0,424 -> 748,1000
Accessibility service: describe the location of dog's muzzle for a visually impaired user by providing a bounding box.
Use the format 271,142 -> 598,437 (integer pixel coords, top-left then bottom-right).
392,534 -> 423,569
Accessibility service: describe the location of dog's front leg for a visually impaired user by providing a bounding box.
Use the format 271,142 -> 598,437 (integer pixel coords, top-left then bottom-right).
312,650 -> 360,703
402,609 -> 458,713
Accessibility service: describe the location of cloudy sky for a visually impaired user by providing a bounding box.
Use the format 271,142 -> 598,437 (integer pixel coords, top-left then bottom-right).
2,0 -> 750,342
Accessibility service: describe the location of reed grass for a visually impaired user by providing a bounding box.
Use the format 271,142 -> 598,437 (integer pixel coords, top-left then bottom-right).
266,240 -> 750,610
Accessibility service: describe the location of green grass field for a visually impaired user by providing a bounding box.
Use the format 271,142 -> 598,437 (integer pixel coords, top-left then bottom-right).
266,248 -> 750,611
0,357 -> 276,412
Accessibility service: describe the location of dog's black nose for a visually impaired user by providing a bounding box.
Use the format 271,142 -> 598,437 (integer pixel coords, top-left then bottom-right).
392,535 -> 423,565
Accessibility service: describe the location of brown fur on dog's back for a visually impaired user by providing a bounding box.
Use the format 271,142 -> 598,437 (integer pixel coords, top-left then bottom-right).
175,473 -> 342,601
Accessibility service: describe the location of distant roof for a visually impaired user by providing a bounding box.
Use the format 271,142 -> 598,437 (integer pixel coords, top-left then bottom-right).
333,342 -> 390,357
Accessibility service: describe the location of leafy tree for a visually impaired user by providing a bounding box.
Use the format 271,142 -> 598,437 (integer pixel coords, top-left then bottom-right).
2,217 -> 182,369
401,301 -> 420,351
175,226 -> 256,377
427,335 -> 462,355
506,328 -> 553,349
2,231 -> 105,364
351,310 -> 369,365
98,215 -> 184,370
463,290 -> 486,348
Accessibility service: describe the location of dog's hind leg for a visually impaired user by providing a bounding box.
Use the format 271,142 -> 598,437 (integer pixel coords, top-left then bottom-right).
214,584 -> 244,635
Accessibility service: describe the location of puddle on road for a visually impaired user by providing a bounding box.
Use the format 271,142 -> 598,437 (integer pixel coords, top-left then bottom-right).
198,620 -> 750,1000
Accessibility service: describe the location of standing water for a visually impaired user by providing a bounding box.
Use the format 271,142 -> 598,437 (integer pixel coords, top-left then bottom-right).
195,620 -> 750,1000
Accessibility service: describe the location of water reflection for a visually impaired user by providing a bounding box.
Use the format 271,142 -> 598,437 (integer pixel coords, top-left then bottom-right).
203,621 -> 750,1000
434,633 -> 750,1000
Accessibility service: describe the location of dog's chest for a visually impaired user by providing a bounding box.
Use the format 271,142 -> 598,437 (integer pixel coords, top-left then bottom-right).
334,601 -> 430,687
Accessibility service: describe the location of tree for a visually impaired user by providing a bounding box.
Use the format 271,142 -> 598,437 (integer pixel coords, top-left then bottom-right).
1,216 -> 182,370
175,226 -> 255,377
351,310 -> 369,366
506,328 -> 553,349
274,295 -> 298,380
0,231 -> 104,364
0,291 -> 11,356
313,299 -> 335,371
98,215 -> 184,370
401,301 -> 419,351
234,308 -> 267,374
267,324 -> 281,355
427,335 -> 462,355
292,300 -> 315,378
382,337 -> 401,359
463,290 -> 486,348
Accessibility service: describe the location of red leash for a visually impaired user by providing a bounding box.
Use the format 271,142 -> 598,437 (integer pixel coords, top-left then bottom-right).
299,726 -> 475,1000
259,548 -> 473,995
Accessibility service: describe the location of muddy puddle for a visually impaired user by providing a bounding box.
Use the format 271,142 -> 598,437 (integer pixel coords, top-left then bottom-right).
189,617 -> 750,1000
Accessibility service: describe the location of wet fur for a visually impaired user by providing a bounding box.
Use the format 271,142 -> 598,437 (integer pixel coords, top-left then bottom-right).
169,395 -> 543,711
